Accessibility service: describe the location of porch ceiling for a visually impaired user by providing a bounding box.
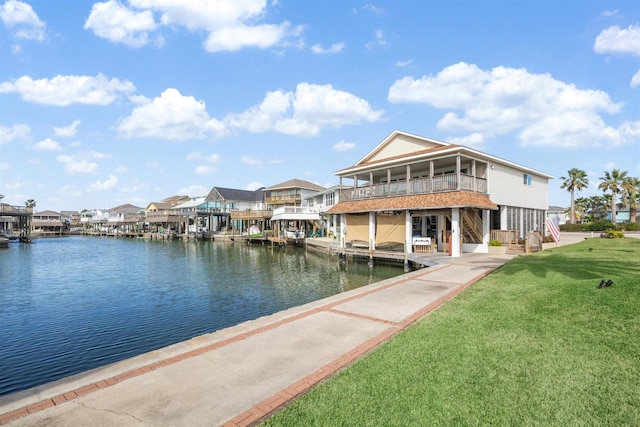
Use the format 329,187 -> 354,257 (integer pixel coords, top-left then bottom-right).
326,191 -> 498,214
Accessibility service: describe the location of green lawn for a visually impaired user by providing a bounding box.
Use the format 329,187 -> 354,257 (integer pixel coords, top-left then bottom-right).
262,238 -> 640,426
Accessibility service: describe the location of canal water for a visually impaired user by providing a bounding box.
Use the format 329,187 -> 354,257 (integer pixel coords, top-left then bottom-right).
0,236 -> 403,397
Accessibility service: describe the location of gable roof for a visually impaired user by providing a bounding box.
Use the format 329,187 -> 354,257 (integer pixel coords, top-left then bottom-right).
161,195 -> 190,206
326,191 -> 498,214
211,186 -> 265,202
32,210 -> 61,217
109,203 -> 142,214
336,130 -> 553,179
146,201 -> 173,210
263,179 -> 325,192
355,130 -> 449,166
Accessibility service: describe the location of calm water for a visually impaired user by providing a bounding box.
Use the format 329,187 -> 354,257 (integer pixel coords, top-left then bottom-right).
0,236 -> 403,397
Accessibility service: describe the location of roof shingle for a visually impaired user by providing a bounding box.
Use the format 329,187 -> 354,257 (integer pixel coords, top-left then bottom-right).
327,191 -> 497,214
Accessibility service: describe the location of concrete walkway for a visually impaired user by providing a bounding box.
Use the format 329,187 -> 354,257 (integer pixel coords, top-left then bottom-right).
0,233 -> 586,426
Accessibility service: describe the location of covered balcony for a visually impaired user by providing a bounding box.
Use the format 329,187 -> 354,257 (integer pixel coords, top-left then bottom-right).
338,154 -> 489,202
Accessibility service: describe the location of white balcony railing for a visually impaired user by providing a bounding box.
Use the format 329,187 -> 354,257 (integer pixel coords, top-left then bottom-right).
340,173 -> 487,202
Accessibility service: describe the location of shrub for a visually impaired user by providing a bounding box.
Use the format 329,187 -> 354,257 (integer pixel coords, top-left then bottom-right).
488,239 -> 503,246
559,223 -> 582,232
620,222 -> 640,231
601,228 -> 624,239
586,220 -> 617,231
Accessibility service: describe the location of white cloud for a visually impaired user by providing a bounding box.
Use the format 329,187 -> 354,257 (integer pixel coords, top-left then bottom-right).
594,24 -> 640,56
0,123 -> 30,144
631,69 -> 640,88
332,140 -> 356,152
0,73 -> 136,106
445,133 -> 486,147
176,184 -> 208,196
87,150 -> 111,159
194,165 -> 216,174
601,9 -> 619,17
395,59 -> 413,68
186,151 -> 201,160
227,83 -> 383,136
240,156 -> 261,166
0,162 -> 10,171
206,153 -> 220,163
88,174 -> 118,191
388,62 -> 628,148
366,29 -> 386,50
54,120 -> 81,137
117,88 -> 226,140
311,42 -> 345,54
114,166 -> 128,173
57,152 -> 103,174
204,23 -> 293,52
84,0 -> 157,48
33,137 -> 62,151
70,161 -> 99,174
0,0 -> 46,41
245,181 -> 264,191
84,0 -> 301,52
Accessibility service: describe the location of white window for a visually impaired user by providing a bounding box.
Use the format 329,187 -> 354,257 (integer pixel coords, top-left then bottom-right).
325,192 -> 335,206
523,173 -> 532,186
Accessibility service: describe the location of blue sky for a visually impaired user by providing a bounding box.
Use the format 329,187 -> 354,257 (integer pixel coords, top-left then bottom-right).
1,0 -> 639,212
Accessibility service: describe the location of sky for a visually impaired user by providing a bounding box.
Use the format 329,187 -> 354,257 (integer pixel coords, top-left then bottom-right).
1,0 -> 639,212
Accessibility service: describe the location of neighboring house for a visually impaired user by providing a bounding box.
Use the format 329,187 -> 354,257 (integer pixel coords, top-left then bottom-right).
107,204 -> 144,233
265,179 -> 326,238
31,210 -> 70,235
210,187 -> 266,232
606,210 -> 631,223
546,206 -> 568,225
145,195 -> 190,233
327,130 -> 552,257
172,187 -> 267,234
304,186 -> 341,237
60,211 -> 81,229
263,179 -> 326,209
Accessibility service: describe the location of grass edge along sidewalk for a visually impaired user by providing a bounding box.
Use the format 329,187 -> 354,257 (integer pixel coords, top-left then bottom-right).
262,238 -> 640,426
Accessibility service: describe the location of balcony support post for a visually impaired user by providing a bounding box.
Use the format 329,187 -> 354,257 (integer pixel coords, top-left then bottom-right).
456,155 -> 461,191
406,165 -> 411,195
430,161 -> 434,192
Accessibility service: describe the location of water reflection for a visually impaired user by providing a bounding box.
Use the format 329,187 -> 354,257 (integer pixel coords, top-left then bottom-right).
0,237 -> 402,397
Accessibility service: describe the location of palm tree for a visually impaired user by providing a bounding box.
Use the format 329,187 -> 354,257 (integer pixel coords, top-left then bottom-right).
598,169 -> 628,224
622,177 -> 640,223
585,195 -> 607,221
560,168 -> 589,224
24,199 -> 36,208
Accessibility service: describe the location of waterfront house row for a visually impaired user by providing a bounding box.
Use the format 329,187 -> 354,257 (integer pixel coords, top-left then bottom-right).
324,130 -> 552,257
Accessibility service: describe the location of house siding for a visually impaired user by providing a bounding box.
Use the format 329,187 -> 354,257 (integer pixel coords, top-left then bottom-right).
366,134 -> 443,163
487,164 -> 548,210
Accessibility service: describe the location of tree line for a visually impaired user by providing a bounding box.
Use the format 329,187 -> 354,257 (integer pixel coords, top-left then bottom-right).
560,168 -> 639,224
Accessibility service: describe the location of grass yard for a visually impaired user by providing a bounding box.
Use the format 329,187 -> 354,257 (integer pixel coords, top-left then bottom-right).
262,238 -> 640,426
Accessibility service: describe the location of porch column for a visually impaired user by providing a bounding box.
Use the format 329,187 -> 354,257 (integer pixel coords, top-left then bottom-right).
500,205 -> 508,230
406,165 -> 411,195
340,213 -> 346,249
456,154 -> 461,191
430,161 -> 434,192
405,210 -> 413,254
482,209 -> 490,245
472,160 -> 477,191
370,171 -> 373,196
368,211 -> 376,251
387,169 -> 391,194
451,207 -> 461,257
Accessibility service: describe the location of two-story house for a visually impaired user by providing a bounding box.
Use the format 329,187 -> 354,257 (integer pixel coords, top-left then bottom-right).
265,179 -> 326,239
327,130 -> 552,257
31,210 -> 70,235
